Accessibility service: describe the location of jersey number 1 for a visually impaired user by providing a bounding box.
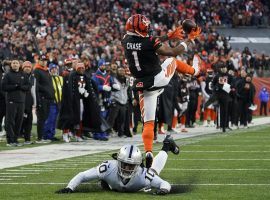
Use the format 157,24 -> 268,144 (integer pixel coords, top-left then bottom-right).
132,51 -> 141,71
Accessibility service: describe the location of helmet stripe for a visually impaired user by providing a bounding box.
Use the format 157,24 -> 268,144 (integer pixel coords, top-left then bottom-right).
137,15 -> 142,32
132,16 -> 136,32
128,145 -> 134,158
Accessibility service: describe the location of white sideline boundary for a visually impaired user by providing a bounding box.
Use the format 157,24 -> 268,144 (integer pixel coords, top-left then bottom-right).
0,117 -> 269,169
17,167 -> 270,171
0,182 -> 269,186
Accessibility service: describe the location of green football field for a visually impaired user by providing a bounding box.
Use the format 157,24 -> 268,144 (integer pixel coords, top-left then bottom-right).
1,125 -> 270,200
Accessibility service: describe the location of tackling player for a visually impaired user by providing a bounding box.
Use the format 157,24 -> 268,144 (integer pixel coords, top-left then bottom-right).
56,136 -> 179,195
122,14 -> 201,167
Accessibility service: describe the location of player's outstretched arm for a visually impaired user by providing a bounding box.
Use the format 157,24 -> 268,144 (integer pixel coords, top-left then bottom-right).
157,26 -> 184,42
150,174 -> 171,195
156,27 -> 201,57
56,167 -> 99,193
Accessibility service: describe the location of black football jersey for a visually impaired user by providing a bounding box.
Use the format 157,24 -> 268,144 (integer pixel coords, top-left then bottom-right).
122,34 -> 162,78
205,77 -> 213,95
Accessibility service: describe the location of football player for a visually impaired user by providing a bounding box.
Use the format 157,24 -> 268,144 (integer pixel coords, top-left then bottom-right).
122,14 -> 201,167
56,135 -> 179,195
201,69 -> 216,127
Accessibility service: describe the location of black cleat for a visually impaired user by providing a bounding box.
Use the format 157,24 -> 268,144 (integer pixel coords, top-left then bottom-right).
145,151 -> 153,168
163,135 -> 180,155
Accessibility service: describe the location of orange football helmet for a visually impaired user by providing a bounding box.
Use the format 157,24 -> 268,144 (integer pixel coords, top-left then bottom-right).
125,14 -> 150,37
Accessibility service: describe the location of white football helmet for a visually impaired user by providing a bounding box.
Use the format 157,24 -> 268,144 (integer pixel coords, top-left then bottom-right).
117,144 -> 142,179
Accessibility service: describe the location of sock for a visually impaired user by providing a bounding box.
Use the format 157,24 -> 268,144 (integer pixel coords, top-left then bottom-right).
203,108 -> 208,121
175,59 -> 195,75
151,151 -> 168,175
172,116 -> 178,129
180,115 -> 186,125
142,121 -> 155,152
210,109 -> 216,121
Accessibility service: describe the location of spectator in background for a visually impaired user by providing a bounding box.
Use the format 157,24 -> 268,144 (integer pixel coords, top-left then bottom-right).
65,62 -> 109,141
43,63 -> 63,141
1,59 -> 31,147
237,74 -> 255,128
107,67 -> 128,137
186,77 -> 200,128
57,58 -> 75,142
34,54 -> 54,143
20,61 -> 36,145
92,59 -> 118,141
0,62 -> 6,136
259,87 -> 269,116
230,52 -> 242,71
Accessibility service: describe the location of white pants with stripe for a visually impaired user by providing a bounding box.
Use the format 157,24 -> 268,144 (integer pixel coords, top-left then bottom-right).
139,58 -> 176,122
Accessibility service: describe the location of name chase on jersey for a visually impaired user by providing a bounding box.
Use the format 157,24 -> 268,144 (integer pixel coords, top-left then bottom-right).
126,43 -> 142,50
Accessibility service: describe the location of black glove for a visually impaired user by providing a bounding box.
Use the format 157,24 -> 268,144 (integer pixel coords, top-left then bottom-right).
55,187 -> 73,194
153,188 -> 169,195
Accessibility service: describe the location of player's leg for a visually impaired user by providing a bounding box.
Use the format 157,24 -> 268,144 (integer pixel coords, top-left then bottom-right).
139,90 -> 162,168
151,135 -> 180,175
153,56 -> 200,90
174,55 -> 201,75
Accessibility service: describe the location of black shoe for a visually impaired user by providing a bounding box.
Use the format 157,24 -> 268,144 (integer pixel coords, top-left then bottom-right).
51,137 -> 60,141
163,135 -> 180,155
145,152 -> 153,168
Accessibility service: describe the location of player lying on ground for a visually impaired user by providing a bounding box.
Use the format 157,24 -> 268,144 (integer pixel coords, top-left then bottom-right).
56,135 -> 179,195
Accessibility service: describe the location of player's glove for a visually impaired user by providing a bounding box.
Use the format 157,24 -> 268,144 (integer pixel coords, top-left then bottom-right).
167,27 -> 184,40
84,90 -> 89,98
55,187 -> 73,194
112,83 -> 120,90
153,188 -> 169,195
78,87 -> 86,94
188,26 -> 201,40
103,85 -> 111,92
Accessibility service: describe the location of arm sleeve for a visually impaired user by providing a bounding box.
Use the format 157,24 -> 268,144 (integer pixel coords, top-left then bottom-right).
20,74 -> 32,91
1,74 -> 17,92
150,37 -> 162,50
200,81 -> 209,98
31,78 -> 37,107
91,76 -> 103,92
33,70 -> 50,94
150,175 -> 171,192
67,167 -> 99,191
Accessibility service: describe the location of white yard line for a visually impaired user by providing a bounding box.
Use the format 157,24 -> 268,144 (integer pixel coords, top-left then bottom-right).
0,179 -> 12,181
20,167 -> 87,170
6,169 -> 53,172
0,176 -> 26,178
177,151 -> 270,153
164,168 -> 270,171
186,145 -> 270,146
168,158 -> 270,161
12,167 -> 270,171
0,182 -> 270,186
0,173 -> 40,175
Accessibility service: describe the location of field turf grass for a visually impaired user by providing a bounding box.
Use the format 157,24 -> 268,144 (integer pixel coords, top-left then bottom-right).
0,125 -> 270,200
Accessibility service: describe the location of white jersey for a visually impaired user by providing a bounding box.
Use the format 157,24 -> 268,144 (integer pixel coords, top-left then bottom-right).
67,160 -> 170,192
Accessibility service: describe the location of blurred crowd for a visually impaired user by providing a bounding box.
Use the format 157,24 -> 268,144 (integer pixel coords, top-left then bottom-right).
1,0 -> 270,71
0,0 -> 270,146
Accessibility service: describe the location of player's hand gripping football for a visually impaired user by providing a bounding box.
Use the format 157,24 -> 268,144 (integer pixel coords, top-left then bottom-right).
167,26 -> 184,40
188,26 -> 201,40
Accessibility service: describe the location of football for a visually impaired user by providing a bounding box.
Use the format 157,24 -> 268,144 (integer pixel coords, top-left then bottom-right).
181,19 -> 197,34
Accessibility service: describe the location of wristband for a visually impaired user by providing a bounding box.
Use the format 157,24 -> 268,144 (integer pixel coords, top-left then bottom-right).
180,42 -> 188,52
